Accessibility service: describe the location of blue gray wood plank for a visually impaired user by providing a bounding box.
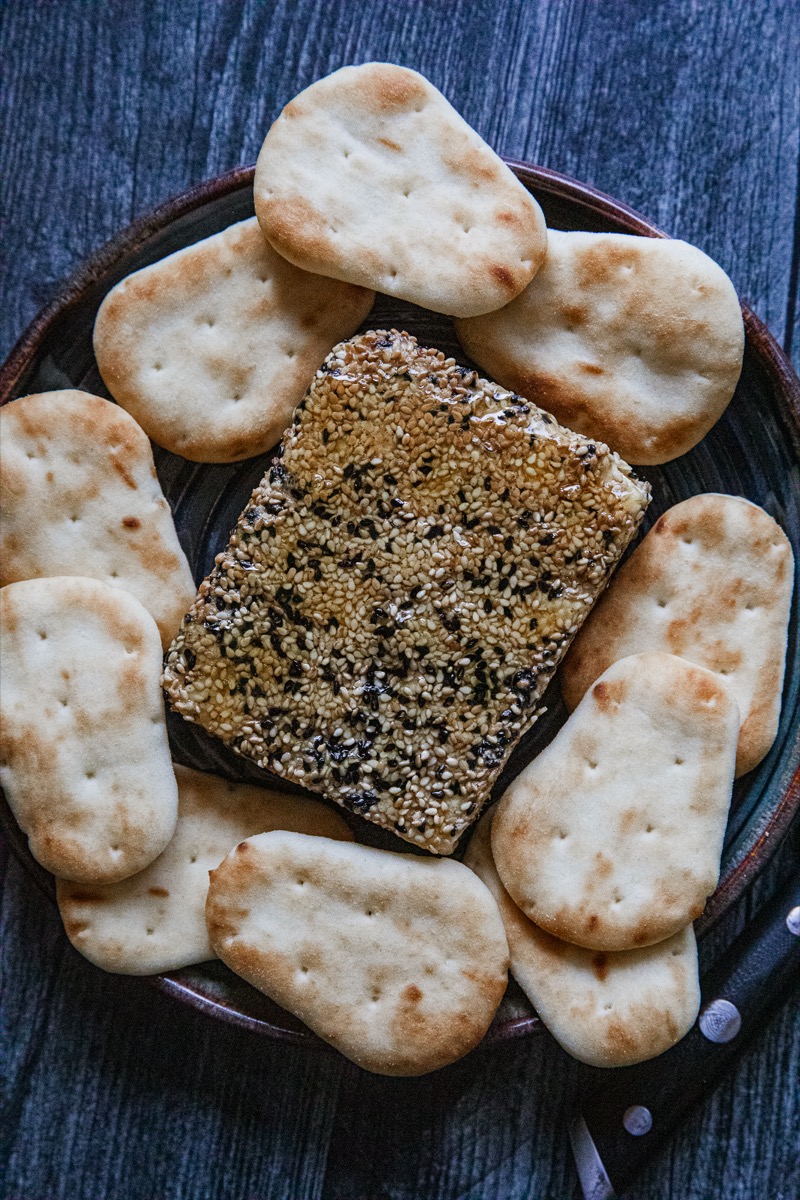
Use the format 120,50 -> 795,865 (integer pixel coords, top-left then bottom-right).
1,1 -> 798,1198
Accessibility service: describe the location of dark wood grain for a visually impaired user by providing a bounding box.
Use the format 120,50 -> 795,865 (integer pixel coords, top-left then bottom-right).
1,2 -> 798,1199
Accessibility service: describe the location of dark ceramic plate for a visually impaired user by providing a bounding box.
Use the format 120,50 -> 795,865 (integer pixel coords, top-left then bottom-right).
1,163 -> 799,1048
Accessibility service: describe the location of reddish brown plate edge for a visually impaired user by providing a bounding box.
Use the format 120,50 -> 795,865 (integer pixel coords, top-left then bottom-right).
1,161 -> 798,1048
154,973 -> 319,1045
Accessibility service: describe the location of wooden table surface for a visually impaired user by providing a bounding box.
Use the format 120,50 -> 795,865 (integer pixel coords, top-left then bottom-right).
1,2 -> 798,1198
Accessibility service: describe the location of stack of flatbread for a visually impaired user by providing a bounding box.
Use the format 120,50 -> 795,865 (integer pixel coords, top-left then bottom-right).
465,493 -> 793,1067
0,61 -> 794,1078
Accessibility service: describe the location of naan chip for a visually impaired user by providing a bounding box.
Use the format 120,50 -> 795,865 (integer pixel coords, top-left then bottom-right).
465,811 -> 700,1068
492,653 -> 738,950
255,64 -> 547,317
94,218 -> 374,462
562,494 -> 794,775
206,831 -> 509,1075
57,765 -> 352,974
456,231 -> 744,463
0,577 -> 177,883
0,390 -> 194,648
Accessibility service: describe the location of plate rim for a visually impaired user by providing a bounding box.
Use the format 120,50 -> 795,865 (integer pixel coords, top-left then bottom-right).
1,160 -> 798,1048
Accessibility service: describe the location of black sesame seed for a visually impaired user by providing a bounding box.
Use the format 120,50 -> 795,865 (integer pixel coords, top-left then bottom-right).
511,668 -> 535,693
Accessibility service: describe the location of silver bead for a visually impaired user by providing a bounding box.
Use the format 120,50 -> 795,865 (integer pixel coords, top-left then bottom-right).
622,1105 -> 653,1136
699,998 -> 741,1043
786,905 -> 800,937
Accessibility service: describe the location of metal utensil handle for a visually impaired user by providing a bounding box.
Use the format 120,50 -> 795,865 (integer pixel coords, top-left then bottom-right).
570,871 -> 800,1199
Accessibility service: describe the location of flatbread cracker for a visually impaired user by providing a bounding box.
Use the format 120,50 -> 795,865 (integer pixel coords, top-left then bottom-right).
464,812 -> 700,1067
57,765 -> 352,974
491,652 -> 739,951
455,231 -> 744,464
0,390 -> 195,648
93,218 -> 374,462
254,64 -> 547,317
0,576 -> 177,883
206,832 -> 509,1075
561,494 -> 794,776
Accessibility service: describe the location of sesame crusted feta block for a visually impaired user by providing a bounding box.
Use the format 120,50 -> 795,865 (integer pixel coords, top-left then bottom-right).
163,330 -> 650,854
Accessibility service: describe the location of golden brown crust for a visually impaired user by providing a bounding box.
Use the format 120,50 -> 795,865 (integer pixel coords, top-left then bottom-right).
0,576 -> 177,883
0,390 -> 195,647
